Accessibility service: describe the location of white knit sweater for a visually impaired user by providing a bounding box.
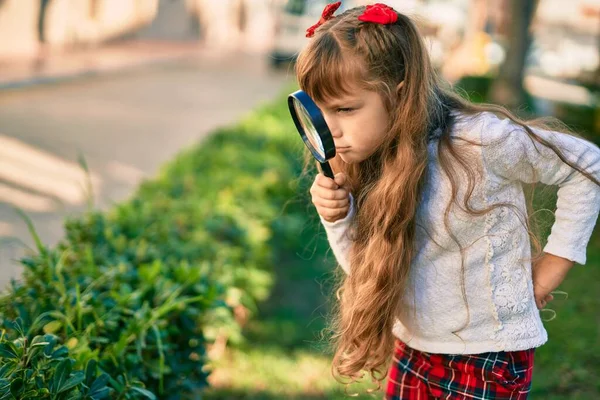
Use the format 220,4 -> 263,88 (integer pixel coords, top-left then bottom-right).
319,111 -> 600,354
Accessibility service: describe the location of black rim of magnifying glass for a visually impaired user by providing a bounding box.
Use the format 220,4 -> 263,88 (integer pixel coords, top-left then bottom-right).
288,90 -> 336,163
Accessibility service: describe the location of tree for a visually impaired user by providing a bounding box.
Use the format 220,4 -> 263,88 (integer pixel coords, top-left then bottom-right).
38,0 -> 52,42
489,0 -> 539,111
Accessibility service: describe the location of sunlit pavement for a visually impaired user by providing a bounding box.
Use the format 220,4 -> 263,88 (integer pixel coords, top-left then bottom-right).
0,41 -> 209,90
0,50 -> 293,288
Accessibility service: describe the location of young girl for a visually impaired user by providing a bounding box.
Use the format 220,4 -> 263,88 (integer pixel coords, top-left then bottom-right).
298,2 -> 600,399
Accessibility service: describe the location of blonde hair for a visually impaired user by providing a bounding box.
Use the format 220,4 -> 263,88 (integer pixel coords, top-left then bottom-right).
295,5 -> 600,392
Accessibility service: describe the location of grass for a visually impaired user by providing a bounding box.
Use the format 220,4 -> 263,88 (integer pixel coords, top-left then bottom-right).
202,83 -> 599,399
203,199 -> 599,399
529,237 -> 600,398
204,215 -> 382,399
204,240 -> 600,399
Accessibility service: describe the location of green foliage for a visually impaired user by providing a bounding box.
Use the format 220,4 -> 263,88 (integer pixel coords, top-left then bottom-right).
1,211 -> 220,398
0,90 -> 311,398
1,73 -> 597,399
454,74 -> 537,116
454,75 -> 599,140
0,318 -> 110,399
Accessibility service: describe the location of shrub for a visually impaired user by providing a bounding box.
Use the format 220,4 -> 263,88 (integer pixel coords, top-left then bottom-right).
0,90 -> 310,398
0,318 -> 110,399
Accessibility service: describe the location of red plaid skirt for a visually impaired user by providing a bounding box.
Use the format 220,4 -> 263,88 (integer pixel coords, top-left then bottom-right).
385,340 -> 535,399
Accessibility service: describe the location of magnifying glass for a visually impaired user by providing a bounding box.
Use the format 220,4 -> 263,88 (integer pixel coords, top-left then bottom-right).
288,90 -> 336,179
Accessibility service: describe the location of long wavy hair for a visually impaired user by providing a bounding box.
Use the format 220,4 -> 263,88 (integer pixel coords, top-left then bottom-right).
295,5 -> 600,391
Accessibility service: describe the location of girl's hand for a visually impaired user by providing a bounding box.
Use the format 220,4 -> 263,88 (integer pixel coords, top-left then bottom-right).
532,253 -> 574,309
310,173 -> 350,223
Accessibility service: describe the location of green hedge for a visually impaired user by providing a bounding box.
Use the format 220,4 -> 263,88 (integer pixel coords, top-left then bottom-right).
2,78 -> 596,398
455,75 -> 599,140
0,319 -> 110,399
0,90 -> 310,399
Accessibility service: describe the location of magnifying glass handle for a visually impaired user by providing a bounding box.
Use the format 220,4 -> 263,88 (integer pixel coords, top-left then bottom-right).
319,161 -> 335,179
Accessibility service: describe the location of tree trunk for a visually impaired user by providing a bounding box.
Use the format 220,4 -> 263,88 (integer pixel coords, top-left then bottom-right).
489,0 -> 539,111
596,9 -> 600,88
38,0 -> 51,42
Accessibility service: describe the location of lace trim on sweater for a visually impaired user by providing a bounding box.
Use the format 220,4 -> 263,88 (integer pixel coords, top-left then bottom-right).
484,177 -> 541,348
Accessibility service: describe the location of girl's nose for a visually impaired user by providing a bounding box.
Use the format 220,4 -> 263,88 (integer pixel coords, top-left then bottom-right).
330,128 -> 343,139
323,115 -> 342,138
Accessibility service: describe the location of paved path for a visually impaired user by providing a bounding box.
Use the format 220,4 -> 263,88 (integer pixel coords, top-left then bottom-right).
0,50 -> 293,288
0,41 -> 218,90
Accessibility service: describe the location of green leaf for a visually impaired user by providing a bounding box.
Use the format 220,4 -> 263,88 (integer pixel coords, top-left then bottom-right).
0,343 -> 20,360
57,372 -> 84,394
129,386 -> 157,399
51,346 -> 69,360
43,336 -> 58,357
21,390 -> 40,398
105,373 -> 123,393
0,364 -> 10,377
6,318 -> 25,338
9,378 -> 23,396
50,358 -> 72,394
28,335 -> 51,362
14,208 -> 47,257
84,359 -> 97,387
88,374 -> 110,399
0,391 -> 12,400
43,321 -> 62,334
25,370 -> 34,381
35,376 -> 44,389
30,335 -> 51,348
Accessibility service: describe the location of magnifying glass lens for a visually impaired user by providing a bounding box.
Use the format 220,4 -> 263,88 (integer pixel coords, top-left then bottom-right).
287,90 -> 336,178
293,99 -> 325,158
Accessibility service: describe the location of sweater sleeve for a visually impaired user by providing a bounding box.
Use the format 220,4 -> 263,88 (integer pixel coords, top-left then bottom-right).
318,193 -> 356,274
481,114 -> 600,265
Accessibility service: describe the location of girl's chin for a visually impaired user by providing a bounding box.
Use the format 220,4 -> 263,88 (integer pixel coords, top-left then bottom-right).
339,152 -> 361,164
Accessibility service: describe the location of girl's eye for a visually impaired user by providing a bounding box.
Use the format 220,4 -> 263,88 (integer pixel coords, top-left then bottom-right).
337,108 -> 354,114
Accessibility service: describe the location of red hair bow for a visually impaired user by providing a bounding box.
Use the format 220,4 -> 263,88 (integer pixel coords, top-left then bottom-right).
305,1 -> 342,38
358,3 -> 398,25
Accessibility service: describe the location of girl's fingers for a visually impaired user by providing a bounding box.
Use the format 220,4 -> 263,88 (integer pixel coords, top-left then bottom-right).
314,198 -> 349,209
311,174 -> 352,223
316,173 -> 339,189
537,293 -> 555,309
538,299 -> 546,310
334,189 -> 349,200
315,188 -> 348,200
334,173 -> 347,187
319,206 -> 349,220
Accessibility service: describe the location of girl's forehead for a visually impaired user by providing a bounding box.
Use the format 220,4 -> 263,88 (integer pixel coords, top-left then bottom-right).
319,87 -> 364,107
311,78 -> 368,105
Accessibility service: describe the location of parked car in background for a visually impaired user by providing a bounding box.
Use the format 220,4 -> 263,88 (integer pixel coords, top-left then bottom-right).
269,0 -> 359,68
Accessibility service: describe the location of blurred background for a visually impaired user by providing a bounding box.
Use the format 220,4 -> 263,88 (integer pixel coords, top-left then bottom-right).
0,0 -> 598,399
